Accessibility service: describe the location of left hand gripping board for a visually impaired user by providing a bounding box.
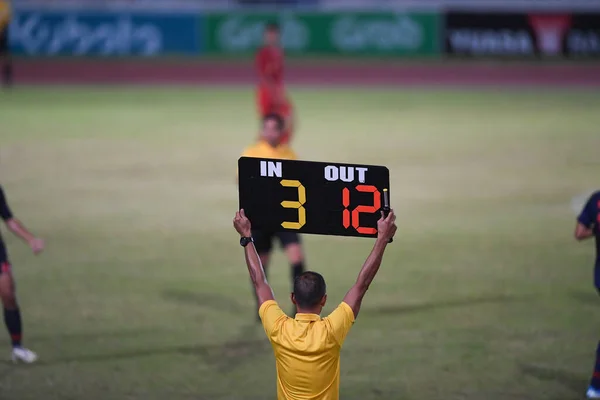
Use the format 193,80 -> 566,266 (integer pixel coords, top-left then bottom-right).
238,157 -> 391,238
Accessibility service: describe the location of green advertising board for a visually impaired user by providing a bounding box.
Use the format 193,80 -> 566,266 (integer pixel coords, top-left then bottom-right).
205,12 -> 440,56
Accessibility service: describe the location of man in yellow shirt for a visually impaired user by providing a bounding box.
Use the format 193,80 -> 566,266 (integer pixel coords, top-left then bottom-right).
239,113 -> 306,319
233,207 -> 397,400
0,0 -> 12,87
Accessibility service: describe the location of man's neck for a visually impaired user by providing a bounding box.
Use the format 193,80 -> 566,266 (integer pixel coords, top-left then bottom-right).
261,139 -> 279,148
296,308 -> 321,315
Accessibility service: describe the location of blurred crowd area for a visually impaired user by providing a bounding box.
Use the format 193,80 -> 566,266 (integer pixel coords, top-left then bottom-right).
10,0 -> 570,2
10,0 -> 322,5
236,0 -> 319,4
11,0 -> 318,3
10,0 -> 582,6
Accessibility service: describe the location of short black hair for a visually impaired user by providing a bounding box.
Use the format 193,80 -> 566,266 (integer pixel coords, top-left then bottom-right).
293,272 -> 326,308
263,113 -> 284,132
265,22 -> 280,33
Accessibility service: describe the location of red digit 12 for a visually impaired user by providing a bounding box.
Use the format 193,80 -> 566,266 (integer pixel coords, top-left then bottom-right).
342,185 -> 381,234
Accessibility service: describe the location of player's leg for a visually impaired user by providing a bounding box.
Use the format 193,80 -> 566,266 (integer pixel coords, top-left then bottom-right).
278,233 -> 304,287
256,86 -> 273,117
278,233 -> 304,316
0,28 -> 13,87
0,262 -> 36,363
250,230 -> 273,321
587,341 -> 600,398
586,284 -> 600,398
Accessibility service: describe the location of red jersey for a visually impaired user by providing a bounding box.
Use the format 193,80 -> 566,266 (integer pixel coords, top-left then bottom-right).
256,45 -> 284,86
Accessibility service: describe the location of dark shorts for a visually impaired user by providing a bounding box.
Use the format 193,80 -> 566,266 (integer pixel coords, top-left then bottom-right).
0,27 -> 8,55
252,230 -> 301,254
0,242 -> 10,274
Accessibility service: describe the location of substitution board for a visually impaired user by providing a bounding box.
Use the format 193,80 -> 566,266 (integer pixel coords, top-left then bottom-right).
238,157 -> 391,238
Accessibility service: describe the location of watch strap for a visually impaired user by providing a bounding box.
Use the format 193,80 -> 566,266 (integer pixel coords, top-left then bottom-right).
240,236 -> 253,247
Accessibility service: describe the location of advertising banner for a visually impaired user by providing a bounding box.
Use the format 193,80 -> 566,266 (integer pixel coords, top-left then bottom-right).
205,11 -> 440,56
445,11 -> 600,57
562,14 -> 600,56
10,11 -> 203,56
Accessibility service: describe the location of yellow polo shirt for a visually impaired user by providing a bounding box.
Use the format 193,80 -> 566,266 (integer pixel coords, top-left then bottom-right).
0,1 -> 11,32
241,139 -> 297,160
259,300 -> 355,400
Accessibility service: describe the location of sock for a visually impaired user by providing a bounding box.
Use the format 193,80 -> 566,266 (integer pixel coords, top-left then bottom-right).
590,341 -> 600,389
291,262 -> 305,288
3,308 -> 22,348
2,63 -> 13,86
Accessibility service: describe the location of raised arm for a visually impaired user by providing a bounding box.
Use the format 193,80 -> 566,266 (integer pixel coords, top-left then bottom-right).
0,186 -> 44,254
343,210 -> 397,319
233,209 -> 275,306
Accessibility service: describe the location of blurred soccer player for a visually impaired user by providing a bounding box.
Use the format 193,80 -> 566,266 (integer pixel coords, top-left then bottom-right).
575,190 -> 600,399
233,208 -> 396,400
0,185 -> 44,363
0,0 -> 12,87
239,113 -> 304,318
256,22 -> 295,144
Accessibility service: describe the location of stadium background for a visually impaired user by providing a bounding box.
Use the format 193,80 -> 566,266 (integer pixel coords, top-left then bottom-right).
1,0 -> 600,399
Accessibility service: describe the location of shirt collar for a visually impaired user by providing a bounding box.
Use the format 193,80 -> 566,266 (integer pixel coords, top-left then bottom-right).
295,313 -> 321,322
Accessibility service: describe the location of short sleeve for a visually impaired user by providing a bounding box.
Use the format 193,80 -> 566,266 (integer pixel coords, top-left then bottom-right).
578,192 -> 600,229
259,300 -> 287,338
324,302 -> 355,347
0,186 -> 13,221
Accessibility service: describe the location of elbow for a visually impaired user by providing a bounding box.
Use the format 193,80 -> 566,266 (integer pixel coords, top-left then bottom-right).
354,281 -> 370,293
355,273 -> 375,292
574,223 -> 595,241
574,228 -> 591,241
253,280 -> 269,292
5,218 -> 17,231
250,272 -> 268,289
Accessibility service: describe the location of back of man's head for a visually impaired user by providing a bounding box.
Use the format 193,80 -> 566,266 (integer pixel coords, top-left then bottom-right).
293,272 -> 326,309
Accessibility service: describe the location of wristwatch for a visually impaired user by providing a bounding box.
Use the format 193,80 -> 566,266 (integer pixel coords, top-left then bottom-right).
240,236 -> 254,247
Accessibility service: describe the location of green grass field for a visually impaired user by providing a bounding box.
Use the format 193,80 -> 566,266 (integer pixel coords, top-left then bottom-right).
0,86 -> 599,400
